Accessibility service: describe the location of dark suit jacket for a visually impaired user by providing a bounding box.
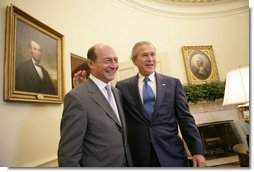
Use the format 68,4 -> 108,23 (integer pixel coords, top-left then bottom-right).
116,72 -> 204,167
15,59 -> 56,95
58,78 -> 133,167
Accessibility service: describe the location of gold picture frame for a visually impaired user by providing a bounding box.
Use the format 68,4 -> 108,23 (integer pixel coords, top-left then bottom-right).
70,53 -> 90,89
4,5 -> 65,103
181,45 -> 220,84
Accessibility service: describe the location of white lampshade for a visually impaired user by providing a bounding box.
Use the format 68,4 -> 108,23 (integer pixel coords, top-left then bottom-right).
223,66 -> 249,105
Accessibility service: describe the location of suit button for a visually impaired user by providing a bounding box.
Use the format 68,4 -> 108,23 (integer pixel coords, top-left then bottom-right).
119,128 -> 123,132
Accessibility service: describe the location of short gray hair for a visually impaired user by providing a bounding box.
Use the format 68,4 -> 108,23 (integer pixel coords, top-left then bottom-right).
131,41 -> 156,61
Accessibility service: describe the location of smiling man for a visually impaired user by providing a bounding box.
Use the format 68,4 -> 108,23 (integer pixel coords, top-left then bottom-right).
58,43 -> 133,167
115,41 -> 206,167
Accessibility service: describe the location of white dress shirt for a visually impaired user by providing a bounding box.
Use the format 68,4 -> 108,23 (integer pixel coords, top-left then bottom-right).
89,75 -> 121,122
138,72 -> 157,104
32,58 -> 44,80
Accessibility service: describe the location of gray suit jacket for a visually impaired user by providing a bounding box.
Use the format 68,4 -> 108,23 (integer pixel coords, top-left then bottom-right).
58,78 -> 133,167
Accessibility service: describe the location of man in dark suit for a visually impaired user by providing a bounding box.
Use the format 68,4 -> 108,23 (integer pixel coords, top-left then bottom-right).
58,43 -> 133,167
15,40 -> 56,95
115,41 -> 206,167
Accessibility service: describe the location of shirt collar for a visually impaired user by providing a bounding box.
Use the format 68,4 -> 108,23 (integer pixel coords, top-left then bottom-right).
89,74 -> 111,90
32,58 -> 40,65
138,72 -> 155,83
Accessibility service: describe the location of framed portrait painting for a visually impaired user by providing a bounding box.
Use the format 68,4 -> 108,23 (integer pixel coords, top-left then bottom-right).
4,5 -> 64,103
70,53 -> 90,89
181,45 -> 220,84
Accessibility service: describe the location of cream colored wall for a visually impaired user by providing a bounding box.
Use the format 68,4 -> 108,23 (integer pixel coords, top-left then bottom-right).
0,0 -> 249,166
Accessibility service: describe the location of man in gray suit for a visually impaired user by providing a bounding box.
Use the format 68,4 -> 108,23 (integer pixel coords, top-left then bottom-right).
57,43 -> 133,167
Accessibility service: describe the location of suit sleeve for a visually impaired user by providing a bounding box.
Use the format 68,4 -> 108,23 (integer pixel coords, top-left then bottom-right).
174,79 -> 205,155
58,92 -> 88,167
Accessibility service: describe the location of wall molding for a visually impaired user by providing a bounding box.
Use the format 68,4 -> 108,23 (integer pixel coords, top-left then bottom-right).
120,0 -> 249,19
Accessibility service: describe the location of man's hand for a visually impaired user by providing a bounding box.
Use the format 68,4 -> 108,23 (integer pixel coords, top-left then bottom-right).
73,70 -> 87,88
192,154 -> 206,167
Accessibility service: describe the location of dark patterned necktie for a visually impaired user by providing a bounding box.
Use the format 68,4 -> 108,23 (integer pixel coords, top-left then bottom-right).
143,77 -> 155,120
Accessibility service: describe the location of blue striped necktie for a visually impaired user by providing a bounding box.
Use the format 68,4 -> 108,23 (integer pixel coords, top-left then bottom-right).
143,77 -> 155,120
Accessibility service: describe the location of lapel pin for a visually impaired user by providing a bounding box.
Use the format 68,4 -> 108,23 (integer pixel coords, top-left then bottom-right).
162,84 -> 166,86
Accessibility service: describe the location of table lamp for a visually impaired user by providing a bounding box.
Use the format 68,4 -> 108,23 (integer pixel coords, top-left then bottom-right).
223,66 -> 249,145
223,66 -> 249,106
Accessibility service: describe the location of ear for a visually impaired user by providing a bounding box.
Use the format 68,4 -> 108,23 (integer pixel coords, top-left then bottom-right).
132,59 -> 137,66
87,59 -> 94,70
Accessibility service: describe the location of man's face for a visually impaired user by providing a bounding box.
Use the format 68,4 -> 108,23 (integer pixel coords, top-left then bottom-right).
30,41 -> 41,63
133,44 -> 156,76
89,45 -> 119,83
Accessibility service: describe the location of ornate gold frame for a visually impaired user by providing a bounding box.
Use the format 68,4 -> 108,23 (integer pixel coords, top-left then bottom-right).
4,5 -> 65,103
181,45 -> 220,84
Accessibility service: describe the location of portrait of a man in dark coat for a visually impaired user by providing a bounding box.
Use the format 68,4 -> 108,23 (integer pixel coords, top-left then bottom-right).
15,40 -> 57,95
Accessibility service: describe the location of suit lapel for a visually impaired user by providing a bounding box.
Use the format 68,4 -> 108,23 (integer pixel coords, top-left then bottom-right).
29,60 -> 42,82
87,79 -> 122,127
112,87 -> 129,144
128,75 -> 148,122
112,88 -> 124,127
153,73 -> 167,118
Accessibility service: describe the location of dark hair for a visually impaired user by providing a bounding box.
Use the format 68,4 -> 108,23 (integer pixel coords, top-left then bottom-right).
87,45 -> 97,62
